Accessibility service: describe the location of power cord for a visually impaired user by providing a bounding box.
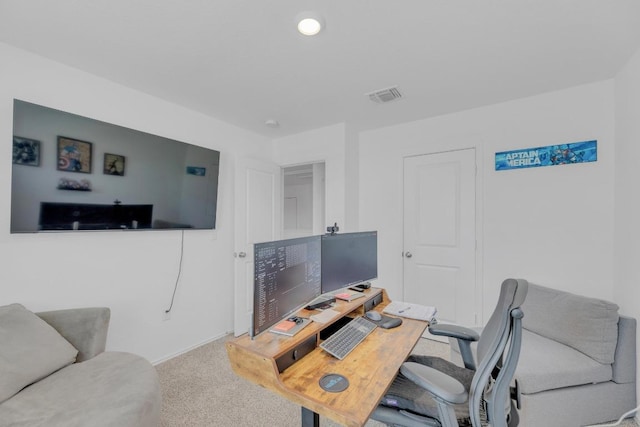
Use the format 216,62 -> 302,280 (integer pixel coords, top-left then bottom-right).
165,229 -> 185,314
584,405 -> 639,427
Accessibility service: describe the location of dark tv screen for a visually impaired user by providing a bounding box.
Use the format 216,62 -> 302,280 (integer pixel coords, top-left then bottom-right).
11,100 -> 220,233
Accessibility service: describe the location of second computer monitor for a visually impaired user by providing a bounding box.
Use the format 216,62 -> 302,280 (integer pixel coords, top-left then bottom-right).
321,231 -> 378,294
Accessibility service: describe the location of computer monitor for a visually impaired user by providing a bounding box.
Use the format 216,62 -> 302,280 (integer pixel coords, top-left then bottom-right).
251,235 -> 322,337
321,231 -> 378,294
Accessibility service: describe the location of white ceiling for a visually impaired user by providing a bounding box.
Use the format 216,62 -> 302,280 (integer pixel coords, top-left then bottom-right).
2,1 -> 640,138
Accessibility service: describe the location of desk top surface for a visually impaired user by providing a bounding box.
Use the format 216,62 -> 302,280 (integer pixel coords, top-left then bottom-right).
226,288 -> 429,427
279,315 -> 427,426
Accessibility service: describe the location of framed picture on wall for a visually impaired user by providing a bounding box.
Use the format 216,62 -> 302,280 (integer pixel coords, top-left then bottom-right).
57,136 -> 92,173
103,153 -> 126,176
13,136 -> 41,166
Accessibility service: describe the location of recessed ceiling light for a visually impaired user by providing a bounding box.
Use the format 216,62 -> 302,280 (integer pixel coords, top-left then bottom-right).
296,12 -> 324,36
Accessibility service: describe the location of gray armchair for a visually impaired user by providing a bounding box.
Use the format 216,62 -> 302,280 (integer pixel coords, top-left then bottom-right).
371,278 -> 529,427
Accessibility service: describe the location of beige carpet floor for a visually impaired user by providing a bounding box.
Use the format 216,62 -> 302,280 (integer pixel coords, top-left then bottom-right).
156,334 -> 638,427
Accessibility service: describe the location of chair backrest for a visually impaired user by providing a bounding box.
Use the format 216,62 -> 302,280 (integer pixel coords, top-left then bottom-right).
469,278 -> 528,426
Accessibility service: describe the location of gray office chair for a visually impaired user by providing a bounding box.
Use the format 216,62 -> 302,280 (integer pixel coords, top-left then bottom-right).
371,278 -> 528,427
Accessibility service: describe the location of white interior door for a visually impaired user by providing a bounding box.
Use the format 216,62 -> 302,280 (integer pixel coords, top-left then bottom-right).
233,157 -> 281,336
403,149 -> 477,330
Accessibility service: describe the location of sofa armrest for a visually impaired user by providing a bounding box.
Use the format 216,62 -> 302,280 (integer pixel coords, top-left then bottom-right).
612,315 -> 636,384
36,307 -> 110,362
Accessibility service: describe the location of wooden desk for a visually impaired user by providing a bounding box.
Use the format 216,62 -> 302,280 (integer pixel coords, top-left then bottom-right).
225,288 -> 428,427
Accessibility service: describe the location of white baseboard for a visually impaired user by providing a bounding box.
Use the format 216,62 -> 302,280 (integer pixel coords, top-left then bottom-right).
151,332 -> 229,365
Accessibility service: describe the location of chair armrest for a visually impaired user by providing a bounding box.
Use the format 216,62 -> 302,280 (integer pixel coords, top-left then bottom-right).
401,362 -> 468,405
429,324 -> 479,370
37,307 -> 110,362
428,323 -> 480,341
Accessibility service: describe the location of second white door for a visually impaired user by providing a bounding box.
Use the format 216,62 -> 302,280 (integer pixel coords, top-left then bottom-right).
403,149 -> 477,327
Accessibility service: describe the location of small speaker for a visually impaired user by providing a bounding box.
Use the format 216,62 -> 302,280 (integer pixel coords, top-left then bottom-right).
364,293 -> 383,312
275,335 -> 316,373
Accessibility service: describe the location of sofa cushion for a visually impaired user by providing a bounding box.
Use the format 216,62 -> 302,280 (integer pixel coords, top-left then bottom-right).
522,284 -> 619,364
0,351 -> 161,427
515,330 -> 613,394
0,304 -> 78,404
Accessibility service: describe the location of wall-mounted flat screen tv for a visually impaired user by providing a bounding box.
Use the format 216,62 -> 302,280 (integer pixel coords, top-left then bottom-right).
11,99 -> 220,233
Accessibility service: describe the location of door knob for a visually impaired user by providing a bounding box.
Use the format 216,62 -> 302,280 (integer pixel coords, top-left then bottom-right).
238,251 -> 247,258
405,252 -> 412,258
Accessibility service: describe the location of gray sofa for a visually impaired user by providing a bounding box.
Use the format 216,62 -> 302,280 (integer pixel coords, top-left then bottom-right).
0,303 -> 161,427
451,283 -> 637,426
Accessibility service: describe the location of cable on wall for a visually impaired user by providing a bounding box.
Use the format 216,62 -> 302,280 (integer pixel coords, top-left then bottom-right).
165,229 -> 185,314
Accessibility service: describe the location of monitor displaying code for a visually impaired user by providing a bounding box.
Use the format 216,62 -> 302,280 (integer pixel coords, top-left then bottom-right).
252,235 -> 321,337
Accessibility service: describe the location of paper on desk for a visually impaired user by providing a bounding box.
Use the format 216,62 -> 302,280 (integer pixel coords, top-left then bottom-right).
383,301 -> 437,321
310,308 -> 340,324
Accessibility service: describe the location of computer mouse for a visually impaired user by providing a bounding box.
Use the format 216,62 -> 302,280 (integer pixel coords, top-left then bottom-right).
380,317 -> 403,329
365,311 -> 382,322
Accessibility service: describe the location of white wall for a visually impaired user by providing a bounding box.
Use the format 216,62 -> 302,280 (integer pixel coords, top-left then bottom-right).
359,81 -> 615,322
0,42 -> 271,363
344,124 -> 360,231
273,123 -> 348,231
614,46 -> 640,409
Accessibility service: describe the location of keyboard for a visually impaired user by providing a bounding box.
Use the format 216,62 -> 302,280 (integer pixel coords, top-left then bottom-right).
320,316 -> 377,360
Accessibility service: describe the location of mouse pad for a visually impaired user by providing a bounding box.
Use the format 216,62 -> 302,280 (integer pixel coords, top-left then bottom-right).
373,314 -> 403,328
373,314 -> 393,323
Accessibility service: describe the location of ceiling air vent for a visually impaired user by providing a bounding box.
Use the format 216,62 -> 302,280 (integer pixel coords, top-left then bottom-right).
367,86 -> 402,104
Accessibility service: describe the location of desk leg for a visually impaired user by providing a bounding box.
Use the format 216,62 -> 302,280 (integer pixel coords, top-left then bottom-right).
301,407 -> 319,427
